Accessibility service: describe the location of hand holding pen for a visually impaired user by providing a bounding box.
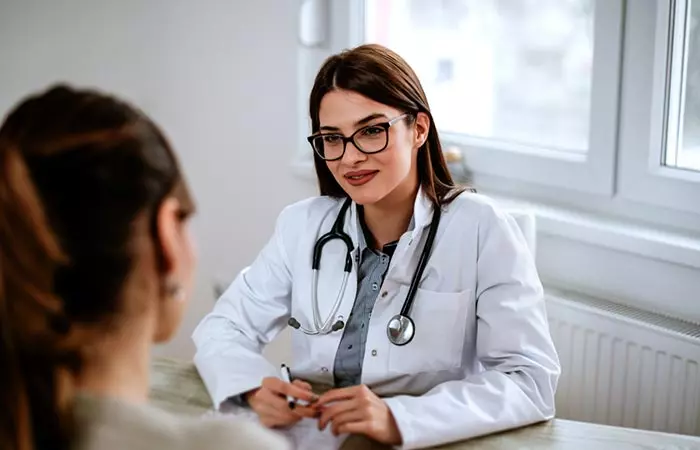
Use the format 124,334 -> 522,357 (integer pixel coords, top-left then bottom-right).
244,365 -> 319,428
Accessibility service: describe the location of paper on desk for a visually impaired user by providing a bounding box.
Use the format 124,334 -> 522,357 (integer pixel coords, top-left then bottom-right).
202,405 -> 348,449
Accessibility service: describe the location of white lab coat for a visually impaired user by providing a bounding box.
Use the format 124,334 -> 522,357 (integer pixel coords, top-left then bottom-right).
192,190 -> 560,449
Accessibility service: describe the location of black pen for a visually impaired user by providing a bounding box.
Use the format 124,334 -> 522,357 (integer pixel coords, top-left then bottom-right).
280,364 -> 296,409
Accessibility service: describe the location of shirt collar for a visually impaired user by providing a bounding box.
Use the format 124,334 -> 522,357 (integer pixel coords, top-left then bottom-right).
355,211 -> 414,254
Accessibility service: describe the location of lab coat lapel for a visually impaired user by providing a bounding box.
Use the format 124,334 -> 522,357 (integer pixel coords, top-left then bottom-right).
386,188 -> 435,283
411,187 -> 434,237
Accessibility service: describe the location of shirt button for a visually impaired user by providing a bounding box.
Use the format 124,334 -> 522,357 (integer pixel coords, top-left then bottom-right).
371,349 -> 378,357
371,282 -> 379,291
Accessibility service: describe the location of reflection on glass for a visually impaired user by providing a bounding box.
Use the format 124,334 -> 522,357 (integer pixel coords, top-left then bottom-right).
364,0 -> 594,153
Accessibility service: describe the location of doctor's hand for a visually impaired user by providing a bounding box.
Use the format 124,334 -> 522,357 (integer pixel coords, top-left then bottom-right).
315,385 -> 402,446
245,377 -> 319,428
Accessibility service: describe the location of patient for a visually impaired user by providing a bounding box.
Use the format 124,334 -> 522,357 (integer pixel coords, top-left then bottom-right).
0,85 -> 289,450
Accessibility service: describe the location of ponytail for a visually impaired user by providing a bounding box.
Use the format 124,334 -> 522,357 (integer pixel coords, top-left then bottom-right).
0,139 -> 72,450
0,83 -> 195,450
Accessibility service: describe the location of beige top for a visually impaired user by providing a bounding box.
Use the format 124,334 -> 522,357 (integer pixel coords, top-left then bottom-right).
72,393 -> 290,450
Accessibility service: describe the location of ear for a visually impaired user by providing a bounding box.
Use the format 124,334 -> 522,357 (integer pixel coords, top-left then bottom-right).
152,196 -> 191,343
155,197 -> 184,279
413,112 -> 430,149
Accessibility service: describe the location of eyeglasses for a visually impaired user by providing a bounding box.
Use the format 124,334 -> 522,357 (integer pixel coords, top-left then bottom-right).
307,113 -> 411,161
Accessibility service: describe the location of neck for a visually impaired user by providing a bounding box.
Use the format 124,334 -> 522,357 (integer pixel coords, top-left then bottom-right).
75,323 -> 152,404
363,181 -> 419,249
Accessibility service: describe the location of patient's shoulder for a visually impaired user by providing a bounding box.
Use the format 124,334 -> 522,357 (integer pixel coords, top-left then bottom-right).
73,394 -> 290,450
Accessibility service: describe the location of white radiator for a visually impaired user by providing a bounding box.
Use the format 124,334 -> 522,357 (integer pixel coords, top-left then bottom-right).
546,291 -> 700,436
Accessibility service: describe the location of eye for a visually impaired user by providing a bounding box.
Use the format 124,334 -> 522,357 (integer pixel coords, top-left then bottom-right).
361,126 -> 384,136
322,134 -> 342,144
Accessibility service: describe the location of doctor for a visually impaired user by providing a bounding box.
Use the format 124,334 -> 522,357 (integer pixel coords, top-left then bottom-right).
193,44 -> 560,449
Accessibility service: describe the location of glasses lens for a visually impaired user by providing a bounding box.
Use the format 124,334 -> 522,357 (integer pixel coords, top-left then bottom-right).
354,126 -> 388,153
312,135 -> 344,160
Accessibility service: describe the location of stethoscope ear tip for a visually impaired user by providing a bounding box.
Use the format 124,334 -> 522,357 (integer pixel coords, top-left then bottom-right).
331,320 -> 345,332
288,317 -> 301,329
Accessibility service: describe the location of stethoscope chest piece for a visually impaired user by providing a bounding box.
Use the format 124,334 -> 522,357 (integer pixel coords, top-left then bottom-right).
387,314 -> 415,346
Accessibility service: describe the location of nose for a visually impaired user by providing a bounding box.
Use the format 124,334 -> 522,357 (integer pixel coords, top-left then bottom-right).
341,139 -> 366,165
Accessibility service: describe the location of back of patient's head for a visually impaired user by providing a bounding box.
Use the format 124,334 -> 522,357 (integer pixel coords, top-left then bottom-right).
0,85 -> 196,450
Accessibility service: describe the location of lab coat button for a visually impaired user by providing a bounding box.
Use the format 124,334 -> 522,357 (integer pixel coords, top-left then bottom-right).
381,291 -> 388,298
321,367 -> 328,373
371,349 -> 378,357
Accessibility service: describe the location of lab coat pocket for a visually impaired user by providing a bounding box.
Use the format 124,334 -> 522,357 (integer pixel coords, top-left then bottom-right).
388,285 -> 471,374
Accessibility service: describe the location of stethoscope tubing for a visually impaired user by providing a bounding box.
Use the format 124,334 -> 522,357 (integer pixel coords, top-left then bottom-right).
311,268 -> 350,333
291,196 -> 441,342
399,205 -> 441,316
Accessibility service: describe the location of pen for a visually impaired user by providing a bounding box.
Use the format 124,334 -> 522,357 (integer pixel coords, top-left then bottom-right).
280,363 -> 296,409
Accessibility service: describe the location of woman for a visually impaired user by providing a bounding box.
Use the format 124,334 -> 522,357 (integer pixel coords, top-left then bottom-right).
193,44 -> 561,449
0,85 -> 289,450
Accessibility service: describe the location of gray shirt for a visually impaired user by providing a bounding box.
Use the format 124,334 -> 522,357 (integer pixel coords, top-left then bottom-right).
333,212 -> 413,387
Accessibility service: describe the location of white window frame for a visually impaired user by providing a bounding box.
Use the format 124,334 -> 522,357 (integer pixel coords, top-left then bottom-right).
617,0 -> 700,216
294,0 -> 700,323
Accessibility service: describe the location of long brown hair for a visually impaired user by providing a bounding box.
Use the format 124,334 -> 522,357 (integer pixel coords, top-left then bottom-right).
0,85 -> 194,450
308,44 -> 468,205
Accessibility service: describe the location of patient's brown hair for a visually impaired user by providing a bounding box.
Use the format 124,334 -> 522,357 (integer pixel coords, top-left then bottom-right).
0,85 -> 194,450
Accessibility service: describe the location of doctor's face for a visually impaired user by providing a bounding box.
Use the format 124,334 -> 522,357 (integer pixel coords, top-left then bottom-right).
318,89 -> 426,206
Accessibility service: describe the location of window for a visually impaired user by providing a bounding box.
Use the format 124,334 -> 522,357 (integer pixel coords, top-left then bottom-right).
365,0 -> 594,154
298,0 -> 700,214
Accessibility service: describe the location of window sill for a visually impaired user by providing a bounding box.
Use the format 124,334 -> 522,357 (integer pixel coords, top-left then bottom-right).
483,191 -> 700,322
487,193 -> 700,271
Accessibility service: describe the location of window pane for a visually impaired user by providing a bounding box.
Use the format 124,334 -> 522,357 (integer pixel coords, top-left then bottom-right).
668,0 -> 700,172
364,0 -> 595,153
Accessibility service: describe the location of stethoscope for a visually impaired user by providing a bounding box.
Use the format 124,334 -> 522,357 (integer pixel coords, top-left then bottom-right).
287,197 -> 441,346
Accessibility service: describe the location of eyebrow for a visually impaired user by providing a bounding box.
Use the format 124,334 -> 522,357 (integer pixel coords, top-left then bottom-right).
319,113 -> 388,132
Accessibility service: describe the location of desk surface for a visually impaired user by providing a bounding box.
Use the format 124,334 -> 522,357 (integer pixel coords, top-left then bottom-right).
149,357 -> 700,449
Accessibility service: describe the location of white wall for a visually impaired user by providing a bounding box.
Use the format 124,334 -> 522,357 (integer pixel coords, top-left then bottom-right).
0,0 -> 314,359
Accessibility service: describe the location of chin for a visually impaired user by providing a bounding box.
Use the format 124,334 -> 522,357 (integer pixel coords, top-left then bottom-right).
344,187 -> 389,206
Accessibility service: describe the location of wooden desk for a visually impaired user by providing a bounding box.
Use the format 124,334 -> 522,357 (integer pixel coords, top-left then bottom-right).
149,357 -> 700,449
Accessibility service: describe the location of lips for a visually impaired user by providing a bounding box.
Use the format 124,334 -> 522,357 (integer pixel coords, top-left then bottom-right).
344,170 -> 378,187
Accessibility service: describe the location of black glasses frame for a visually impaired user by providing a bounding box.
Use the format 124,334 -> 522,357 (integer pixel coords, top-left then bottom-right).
307,113 -> 411,161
